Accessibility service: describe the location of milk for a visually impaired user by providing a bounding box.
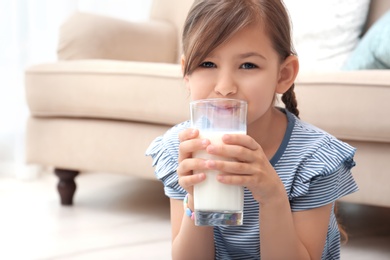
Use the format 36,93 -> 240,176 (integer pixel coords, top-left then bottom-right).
193,131 -> 245,212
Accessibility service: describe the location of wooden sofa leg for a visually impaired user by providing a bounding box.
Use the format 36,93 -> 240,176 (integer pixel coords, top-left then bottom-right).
54,168 -> 79,206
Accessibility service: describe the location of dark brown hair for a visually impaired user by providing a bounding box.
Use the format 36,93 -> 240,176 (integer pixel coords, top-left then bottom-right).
182,0 -> 299,117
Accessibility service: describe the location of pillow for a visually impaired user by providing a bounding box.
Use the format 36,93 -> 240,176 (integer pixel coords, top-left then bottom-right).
283,0 -> 371,71
343,10 -> 390,70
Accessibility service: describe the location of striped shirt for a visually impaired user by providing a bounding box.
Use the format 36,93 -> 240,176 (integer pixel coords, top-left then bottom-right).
146,109 -> 358,260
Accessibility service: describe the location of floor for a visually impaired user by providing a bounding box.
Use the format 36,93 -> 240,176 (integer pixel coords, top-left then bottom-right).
0,170 -> 389,260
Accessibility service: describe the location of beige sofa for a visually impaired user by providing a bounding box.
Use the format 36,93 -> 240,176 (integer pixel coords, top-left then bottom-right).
25,0 -> 390,207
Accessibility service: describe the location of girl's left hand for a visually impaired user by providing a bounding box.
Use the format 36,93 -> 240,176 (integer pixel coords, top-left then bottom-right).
205,133 -> 286,204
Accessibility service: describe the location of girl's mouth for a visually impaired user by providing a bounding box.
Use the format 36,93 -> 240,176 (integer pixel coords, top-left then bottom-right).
212,104 -> 238,113
191,98 -> 247,118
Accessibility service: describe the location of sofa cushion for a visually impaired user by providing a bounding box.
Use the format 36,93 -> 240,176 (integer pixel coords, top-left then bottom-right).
295,70 -> 390,143
58,12 -> 178,63
284,0 -> 370,71
26,117 -> 171,178
343,10 -> 390,70
25,60 -> 189,126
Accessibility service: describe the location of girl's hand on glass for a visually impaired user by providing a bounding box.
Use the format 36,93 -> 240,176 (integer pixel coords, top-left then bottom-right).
205,134 -> 285,204
177,128 -> 210,194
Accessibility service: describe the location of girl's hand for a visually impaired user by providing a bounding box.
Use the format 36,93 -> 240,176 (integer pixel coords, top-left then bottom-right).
205,134 -> 285,204
177,128 -> 210,194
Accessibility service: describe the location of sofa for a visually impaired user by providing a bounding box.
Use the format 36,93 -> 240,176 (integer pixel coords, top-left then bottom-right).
25,0 -> 390,207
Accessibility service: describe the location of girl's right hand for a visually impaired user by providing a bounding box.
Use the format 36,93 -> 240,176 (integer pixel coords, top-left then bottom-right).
177,128 -> 210,194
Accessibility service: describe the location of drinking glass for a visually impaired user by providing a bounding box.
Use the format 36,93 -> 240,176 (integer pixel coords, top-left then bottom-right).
190,98 -> 247,226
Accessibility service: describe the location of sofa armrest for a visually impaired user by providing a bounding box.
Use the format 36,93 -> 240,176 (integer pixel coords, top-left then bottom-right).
294,70 -> 390,143
57,12 -> 178,63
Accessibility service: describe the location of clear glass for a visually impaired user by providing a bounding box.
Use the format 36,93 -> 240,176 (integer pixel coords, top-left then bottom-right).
190,98 -> 247,226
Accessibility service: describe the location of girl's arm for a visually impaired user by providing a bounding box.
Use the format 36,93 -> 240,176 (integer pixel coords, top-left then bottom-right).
170,196 -> 215,260
259,191 -> 332,260
210,133 -> 333,259
170,128 -> 215,259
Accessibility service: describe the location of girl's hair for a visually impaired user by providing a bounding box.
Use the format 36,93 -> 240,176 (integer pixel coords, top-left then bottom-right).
182,0 -> 299,117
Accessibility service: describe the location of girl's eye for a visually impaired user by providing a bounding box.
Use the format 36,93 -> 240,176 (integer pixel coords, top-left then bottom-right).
199,61 -> 216,68
240,63 -> 258,69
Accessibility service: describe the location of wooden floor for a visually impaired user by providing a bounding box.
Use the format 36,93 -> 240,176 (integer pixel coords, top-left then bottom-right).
0,170 -> 389,259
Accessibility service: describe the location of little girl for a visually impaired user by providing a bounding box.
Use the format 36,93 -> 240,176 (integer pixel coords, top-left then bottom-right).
146,0 -> 357,259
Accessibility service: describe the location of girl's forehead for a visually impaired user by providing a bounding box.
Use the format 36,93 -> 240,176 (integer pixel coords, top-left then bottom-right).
204,21 -> 267,46
207,23 -> 274,55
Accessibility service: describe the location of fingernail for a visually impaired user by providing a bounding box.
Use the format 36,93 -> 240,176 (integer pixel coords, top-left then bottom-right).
207,160 -> 216,168
217,175 -> 224,182
198,173 -> 206,180
201,139 -> 208,146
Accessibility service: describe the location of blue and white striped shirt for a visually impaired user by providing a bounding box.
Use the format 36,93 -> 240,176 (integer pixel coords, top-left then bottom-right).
146,109 -> 358,259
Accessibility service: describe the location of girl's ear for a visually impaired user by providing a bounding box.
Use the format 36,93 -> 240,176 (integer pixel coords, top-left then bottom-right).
181,55 -> 189,83
276,55 -> 299,94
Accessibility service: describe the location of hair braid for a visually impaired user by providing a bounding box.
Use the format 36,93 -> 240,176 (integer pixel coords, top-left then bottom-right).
281,84 -> 299,118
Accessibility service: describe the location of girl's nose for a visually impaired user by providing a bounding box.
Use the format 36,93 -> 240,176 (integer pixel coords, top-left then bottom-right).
214,74 -> 237,97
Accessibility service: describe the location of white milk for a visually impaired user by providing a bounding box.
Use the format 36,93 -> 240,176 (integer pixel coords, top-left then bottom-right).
193,131 -> 245,212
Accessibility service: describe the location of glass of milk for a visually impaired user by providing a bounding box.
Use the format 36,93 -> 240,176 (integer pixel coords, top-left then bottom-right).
190,98 -> 247,226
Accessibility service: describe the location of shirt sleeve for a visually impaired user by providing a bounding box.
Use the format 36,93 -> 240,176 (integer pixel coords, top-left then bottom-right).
289,137 -> 358,211
145,121 -> 189,200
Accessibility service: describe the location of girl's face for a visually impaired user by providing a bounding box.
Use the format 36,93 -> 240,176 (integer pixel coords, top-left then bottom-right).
183,23 -> 293,127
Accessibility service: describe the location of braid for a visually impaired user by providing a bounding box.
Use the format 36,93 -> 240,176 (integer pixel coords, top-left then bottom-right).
281,84 -> 299,118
